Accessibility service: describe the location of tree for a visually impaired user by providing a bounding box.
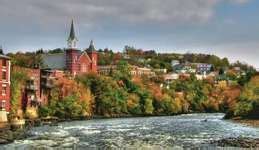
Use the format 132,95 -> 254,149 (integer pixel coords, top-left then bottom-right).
76,74 -> 128,116
113,60 -> 131,80
233,75 -> 259,118
144,98 -> 154,115
127,94 -> 142,115
10,69 -> 28,118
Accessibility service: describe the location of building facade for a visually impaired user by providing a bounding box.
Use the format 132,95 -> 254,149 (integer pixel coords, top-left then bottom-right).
43,20 -> 98,76
0,52 -> 11,112
40,69 -> 64,105
13,66 -> 41,110
130,66 -> 155,77
98,65 -> 155,77
195,63 -> 213,74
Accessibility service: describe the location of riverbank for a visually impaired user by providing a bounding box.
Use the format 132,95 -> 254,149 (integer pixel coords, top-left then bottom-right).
233,119 -> 259,128
0,128 -> 27,144
212,137 -> 259,148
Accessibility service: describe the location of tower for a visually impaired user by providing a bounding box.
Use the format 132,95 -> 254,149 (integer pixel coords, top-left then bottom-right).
67,20 -> 78,48
87,40 -> 98,73
0,45 -> 3,54
66,20 -> 80,76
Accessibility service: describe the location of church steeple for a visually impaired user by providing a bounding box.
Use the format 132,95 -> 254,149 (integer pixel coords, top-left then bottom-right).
67,19 -> 78,48
88,40 -> 96,51
0,45 -> 3,55
87,40 -> 98,73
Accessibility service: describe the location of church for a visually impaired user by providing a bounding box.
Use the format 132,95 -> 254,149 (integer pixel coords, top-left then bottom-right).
43,20 -> 98,76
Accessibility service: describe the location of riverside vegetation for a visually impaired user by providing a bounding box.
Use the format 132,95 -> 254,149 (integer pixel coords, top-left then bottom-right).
7,47 -> 258,120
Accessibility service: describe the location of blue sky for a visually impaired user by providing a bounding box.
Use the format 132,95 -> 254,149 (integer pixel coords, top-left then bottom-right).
0,0 -> 258,67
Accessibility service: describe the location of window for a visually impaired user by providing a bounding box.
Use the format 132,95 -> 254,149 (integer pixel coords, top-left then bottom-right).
2,71 -> 6,80
2,86 -> 6,96
0,100 -> 6,110
81,64 -> 87,72
2,59 -> 7,67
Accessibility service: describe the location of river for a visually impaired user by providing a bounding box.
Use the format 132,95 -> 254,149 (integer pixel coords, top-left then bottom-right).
2,113 -> 259,149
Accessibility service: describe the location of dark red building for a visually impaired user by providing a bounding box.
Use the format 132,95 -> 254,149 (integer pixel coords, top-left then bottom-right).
0,50 -> 11,113
13,66 -> 41,110
65,41 -> 98,76
43,20 -> 98,76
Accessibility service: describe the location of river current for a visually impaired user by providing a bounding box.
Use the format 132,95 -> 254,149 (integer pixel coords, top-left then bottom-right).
2,113 -> 259,149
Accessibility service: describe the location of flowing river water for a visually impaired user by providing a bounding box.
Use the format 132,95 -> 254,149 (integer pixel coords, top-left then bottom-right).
2,113 -> 259,149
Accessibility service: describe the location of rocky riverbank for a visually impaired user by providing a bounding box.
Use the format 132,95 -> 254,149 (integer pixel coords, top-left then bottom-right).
0,128 -> 27,144
233,119 -> 259,128
211,137 -> 259,148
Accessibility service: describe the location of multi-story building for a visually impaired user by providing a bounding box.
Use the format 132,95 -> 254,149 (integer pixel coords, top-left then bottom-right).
195,63 -> 213,74
98,65 -> 117,75
174,63 -> 196,74
13,66 -> 41,110
42,20 -> 98,76
98,65 -> 155,77
130,66 -> 155,77
0,51 -> 11,113
40,69 -> 64,105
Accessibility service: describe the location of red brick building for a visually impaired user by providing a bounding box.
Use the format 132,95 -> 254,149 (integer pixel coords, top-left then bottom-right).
65,41 -> 98,76
0,51 -> 11,112
43,20 -> 98,76
13,66 -> 41,110
40,69 -> 64,105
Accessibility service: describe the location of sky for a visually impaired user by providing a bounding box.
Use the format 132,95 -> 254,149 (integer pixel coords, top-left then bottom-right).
0,0 -> 258,68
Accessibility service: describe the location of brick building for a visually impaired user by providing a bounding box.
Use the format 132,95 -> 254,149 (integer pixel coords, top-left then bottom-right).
0,50 -> 11,113
40,69 -> 64,105
13,66 -> 41,110
43,20 -> 98,76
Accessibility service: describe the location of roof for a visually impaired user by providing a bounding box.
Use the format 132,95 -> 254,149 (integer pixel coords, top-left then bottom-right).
42,53 -> 66,69
68,20 -> 77,41
0,54 -> 10,60
78,51 -> 92,63
87,40 -> 96,51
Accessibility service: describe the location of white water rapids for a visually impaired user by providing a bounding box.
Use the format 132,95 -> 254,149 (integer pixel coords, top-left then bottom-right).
2,113 -> 259,149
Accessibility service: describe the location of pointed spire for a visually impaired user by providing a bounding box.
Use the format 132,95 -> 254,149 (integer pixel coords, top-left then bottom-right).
67,19 -> 78,48
69,20 -> 76,40
90,40 -> 94,46
0,45 -> 3,55
88,40 -> 96,51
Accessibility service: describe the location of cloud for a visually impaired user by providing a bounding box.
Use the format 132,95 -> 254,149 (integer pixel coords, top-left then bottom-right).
228,0 -> 250,4
0,0 -> 225,27
0,0 -> 252,28
0,0 -> 257,68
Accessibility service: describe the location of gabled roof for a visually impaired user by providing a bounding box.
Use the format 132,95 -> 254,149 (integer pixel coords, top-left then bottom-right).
0,54 -> 10,60
42,53 -> 66,69
78,51 -> 92,63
